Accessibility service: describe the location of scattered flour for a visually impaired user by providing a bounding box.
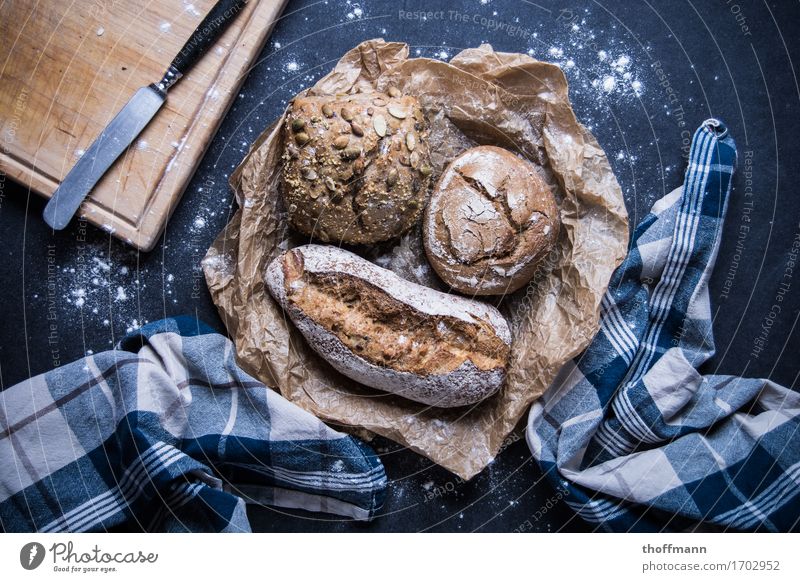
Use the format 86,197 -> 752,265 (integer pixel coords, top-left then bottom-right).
39,240 -> 189,344
345,0 -> 364,20
72,288 -> 86,308
347,7 -> 363,20
535,18 -> 646,104
183,1 -> 201,18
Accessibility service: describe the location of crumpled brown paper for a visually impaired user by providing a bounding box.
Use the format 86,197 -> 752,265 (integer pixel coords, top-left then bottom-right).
202,39 -> 628,479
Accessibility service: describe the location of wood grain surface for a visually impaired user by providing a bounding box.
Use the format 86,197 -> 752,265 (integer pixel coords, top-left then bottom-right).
0,0 -> 286,250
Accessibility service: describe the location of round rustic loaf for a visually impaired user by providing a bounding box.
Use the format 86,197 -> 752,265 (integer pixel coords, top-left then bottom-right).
265,245 -> 512,408
281,90 -> 432,245
423,146 -> 559,296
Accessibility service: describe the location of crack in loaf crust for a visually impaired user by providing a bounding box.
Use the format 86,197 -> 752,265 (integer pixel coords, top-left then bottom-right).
265,245 -> 512,408
423,145 -> 560,296
281,90 -> 433,245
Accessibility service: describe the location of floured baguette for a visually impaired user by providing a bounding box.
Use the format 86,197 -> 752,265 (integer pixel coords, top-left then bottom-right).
265,244 -> 512,407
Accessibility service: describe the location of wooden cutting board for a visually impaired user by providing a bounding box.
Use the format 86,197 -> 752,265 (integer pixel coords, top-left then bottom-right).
0,0 -> 286,250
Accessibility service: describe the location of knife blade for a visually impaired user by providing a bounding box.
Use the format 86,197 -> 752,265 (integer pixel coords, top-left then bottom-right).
43,0 -> 248,231
43,85 -> 164,230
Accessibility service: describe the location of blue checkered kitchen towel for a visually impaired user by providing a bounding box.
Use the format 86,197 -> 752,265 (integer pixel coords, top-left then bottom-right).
0,317 -> 386,532
528,119 -> 800,531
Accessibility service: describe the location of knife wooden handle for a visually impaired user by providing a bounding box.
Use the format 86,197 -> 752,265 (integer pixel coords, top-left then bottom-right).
165,0 -> 249,88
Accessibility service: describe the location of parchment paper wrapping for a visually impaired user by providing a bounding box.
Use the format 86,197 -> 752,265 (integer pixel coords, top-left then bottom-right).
202,40 -> 628,479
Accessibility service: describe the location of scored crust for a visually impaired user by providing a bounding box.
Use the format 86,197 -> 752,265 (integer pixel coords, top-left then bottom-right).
423,146 -> 560,296
281,91 -> 432,245
265,244 -> 512,408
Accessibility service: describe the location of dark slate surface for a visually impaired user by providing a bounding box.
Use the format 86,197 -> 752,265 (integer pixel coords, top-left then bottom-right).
1,0 -> 798,532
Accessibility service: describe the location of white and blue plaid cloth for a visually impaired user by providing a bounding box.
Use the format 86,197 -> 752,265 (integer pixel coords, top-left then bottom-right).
0,317 -> 386,532
528,119 -> 800,532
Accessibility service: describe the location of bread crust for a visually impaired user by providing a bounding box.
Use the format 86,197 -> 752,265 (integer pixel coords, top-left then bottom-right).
282,92 -> 432,244
265,244 -> 512,408
423,146 -> 559,295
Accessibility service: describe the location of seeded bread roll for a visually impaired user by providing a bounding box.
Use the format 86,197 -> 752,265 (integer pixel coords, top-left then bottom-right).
282,90 -> 432,245
423,146 -> 559,296
265,245 -> 512,408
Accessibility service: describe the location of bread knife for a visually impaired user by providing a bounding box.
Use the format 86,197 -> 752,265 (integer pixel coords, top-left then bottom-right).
43,0 -> 248,230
